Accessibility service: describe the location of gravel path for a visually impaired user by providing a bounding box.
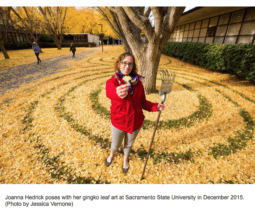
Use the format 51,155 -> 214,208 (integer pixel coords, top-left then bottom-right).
0,48 -> 99,96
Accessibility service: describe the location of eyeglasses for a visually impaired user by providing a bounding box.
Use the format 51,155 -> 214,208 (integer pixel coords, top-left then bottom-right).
120,62 -> 133,67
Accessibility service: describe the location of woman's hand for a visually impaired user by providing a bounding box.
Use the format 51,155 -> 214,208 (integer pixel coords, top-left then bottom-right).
157,103 -> 165,111
116,84 -> 129,99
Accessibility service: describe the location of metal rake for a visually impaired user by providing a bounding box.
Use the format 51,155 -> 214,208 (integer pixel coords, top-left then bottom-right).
141,69 -> 176,180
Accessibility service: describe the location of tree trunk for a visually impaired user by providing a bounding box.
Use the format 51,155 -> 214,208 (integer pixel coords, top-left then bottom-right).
120,36 -> 132,53
122,40 -> 132,53
99,7 -> 185,94
55,39 -> 62,50
0,41 -> 10,59
138,50 -> 161,94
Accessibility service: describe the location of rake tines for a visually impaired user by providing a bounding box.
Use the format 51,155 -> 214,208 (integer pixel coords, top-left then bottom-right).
158,69 -> 176,96
159,69 -> 175,83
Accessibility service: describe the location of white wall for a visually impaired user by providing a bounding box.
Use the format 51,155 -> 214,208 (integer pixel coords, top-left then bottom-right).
88,34 -> 100,46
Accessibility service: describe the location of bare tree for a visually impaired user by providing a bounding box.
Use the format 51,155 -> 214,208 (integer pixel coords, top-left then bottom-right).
38,7 -> 67,50
0,7 -> 11,59
97,7 -> 185,94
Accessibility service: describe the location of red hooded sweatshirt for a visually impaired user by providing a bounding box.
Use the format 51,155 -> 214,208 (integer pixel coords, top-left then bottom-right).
106,73 -> 159,134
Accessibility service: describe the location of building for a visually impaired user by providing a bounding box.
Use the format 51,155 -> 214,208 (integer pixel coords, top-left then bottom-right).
0,28 -> 32,42
0,18 -> 33,42
102,36 -> 121,45
63,33 -> 100,46
170,7 -> 255,45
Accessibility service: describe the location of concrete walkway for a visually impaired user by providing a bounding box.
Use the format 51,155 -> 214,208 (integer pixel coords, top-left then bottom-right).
0,48 -> 98,96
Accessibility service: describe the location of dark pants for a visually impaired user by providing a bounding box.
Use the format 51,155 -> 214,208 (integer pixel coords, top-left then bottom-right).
72,50 -> 75,57
35,53 -> 40,61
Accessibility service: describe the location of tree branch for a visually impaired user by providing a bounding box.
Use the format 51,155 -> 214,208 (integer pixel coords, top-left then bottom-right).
122,7 -> 154,41
96,7 -> 120,37
150,7 -> 164,39
160,7 -> 185,49
10,7 -> 29,29
111,7 -> 144,55
144,7 -> 151,18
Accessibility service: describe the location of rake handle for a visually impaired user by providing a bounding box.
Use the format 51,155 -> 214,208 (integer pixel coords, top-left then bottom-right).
140,100 -> 164,180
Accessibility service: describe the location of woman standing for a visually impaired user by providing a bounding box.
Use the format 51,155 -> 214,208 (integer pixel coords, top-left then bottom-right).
70,42 -> 76,57
105,52 -> 165,174
32,42 -> 41,64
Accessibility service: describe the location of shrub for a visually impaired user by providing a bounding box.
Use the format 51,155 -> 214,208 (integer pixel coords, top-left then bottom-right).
163,41 -> 255,82
3,41 -> 31,50
38,33 -> 54,43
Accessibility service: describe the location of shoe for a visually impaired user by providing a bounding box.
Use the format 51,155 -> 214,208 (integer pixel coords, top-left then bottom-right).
105,155 -> 113,167
122,159 -> 129,174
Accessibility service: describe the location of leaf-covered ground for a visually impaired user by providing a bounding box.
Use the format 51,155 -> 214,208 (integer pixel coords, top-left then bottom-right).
0,46 -> 255,184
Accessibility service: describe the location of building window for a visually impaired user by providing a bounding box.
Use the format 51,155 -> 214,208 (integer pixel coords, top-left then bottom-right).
188,30 -> 194,37
193,29 -> 200,37
227,23 -> 242,35
218,13 -> 230,25
198,37 -> 205,43
230,10 -> 245,23
176,31 -> 180,38
216,25 -> 228,36
190,22 -> 195,30
207,26 -> 217,37
205,37 -> 214,43
7,33 -> 13,41
209,17 -> 219,27
175,7 -> 255,45
224,36 -> 237,44
16,34 -> 20,41
244,8 -> 255,21
192,37 -> 198,42
195,21 -> 202,29
199,28 -> 207,37
240,21 -> 255,35
214,37 -> 224,44
201,19 -> 209,28
184,31 -> 188,38
237,36 -> 254,44
180,31 -> 184,39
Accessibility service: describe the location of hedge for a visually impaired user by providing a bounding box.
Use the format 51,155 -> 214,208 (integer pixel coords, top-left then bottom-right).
2,41 -> 97,51
163,42 -> 255,82
38,33 -> 54,43
3,41 -> 31,50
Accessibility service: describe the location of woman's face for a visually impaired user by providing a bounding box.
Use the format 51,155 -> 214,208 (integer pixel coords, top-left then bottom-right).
120,55 -> 133,76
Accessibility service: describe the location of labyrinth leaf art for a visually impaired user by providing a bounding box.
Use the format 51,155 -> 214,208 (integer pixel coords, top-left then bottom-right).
0,46 -> 255,184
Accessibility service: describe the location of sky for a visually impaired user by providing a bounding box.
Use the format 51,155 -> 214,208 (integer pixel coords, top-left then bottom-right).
184,6 -> 196,12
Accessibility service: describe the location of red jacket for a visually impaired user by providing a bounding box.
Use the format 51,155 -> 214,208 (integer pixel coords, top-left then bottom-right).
106,73 -> 159,134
